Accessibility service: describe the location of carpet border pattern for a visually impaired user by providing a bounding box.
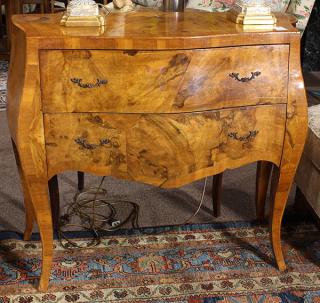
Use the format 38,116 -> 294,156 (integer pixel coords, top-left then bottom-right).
0,222 -> 318,302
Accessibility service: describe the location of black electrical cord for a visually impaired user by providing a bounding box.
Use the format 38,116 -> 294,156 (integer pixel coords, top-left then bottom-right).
58,176 -> 207,249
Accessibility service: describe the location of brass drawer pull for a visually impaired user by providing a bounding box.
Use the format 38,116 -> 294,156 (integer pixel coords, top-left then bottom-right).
229,71 -> 261,82
228,130 -> 259,142
70,78 -> 108,88
75,137 -> 120,150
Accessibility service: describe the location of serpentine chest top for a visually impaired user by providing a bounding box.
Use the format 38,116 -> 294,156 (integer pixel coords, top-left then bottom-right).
8,10 -> 307,291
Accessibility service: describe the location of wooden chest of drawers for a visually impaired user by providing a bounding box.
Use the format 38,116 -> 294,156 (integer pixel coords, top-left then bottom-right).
7,10 -> 307,291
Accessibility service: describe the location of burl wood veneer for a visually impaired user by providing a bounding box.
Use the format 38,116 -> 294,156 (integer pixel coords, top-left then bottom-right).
7,10 -> 307,291
40,46 -> 288,113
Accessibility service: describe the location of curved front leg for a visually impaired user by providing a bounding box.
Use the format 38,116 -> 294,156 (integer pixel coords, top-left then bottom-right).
269,152 -> 307,270
11,139 -> 35,240
269,153 -> 307,270
26,179 -> 53,291
13,138 -> 60,240
268,38 -> 308,271
269,166 -> 289,270
16,135 -> 53,291
19,149 -> 53,291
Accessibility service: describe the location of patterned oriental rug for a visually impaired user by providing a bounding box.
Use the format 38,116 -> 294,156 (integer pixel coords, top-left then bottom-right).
0,221 -> 319,302
0,61 -> 8,111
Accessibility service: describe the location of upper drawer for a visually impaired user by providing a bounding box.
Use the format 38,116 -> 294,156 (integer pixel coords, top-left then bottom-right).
40,45 -> 289,113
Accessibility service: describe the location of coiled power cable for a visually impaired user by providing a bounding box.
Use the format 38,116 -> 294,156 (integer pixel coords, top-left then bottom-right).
58,176 -> 208,249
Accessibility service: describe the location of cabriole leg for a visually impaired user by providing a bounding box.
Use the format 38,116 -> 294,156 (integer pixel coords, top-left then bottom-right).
28,180 -> 54,291
269,166 -> 288,271
18,147 -> 54,291
11,139 -> 35,240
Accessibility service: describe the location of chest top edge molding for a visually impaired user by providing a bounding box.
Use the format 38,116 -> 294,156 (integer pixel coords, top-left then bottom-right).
12,10 -> 299,49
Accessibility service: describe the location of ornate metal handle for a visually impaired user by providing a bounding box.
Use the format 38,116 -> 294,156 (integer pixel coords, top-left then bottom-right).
70,78 -> 108,88
75,137 -> 119,150
229,71 -> 261,83
228,130 -> 259,142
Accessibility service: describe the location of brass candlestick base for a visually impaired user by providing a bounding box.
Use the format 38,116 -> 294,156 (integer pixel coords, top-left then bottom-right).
227,3 -> 276,25
228,10 -> 276,25
60,13 -> 106,27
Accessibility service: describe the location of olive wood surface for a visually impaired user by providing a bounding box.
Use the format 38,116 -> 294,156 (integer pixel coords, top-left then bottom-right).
40,46 -> 288,113
44,105 -> 286,186
7,10 -> 307,291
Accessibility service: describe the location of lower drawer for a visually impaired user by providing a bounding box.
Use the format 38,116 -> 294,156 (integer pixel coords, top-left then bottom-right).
44,105 -> 286,187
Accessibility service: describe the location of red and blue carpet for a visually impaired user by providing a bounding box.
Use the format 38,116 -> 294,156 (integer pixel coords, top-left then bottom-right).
0,221 -> 319,302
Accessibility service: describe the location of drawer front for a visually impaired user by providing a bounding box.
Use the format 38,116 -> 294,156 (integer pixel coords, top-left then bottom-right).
44,104 -> 286,187
40,46 -> 288,113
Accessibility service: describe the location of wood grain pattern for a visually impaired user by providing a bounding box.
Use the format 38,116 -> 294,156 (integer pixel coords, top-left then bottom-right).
7,11 -> 307,291
40,46 -> 288,113
11,10 -> 298,49
126,106 -> 285,187
44,105 -> 286,186
44,113 -> 128,178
